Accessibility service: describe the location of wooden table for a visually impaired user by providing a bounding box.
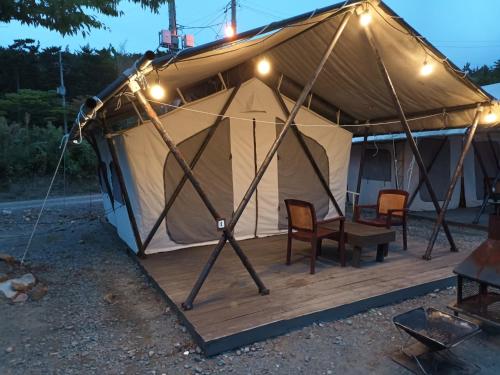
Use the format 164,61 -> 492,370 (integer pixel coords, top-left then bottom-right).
322,221 -> 396,267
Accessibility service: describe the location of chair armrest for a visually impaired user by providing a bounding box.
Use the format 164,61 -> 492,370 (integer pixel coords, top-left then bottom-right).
386,208 -> 408,228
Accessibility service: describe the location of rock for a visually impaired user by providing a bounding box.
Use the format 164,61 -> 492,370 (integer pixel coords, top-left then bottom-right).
0,273 -> 8,282
183,350 -> 189,356
10,274 -> 36,292
429,293 -> 437,298
6,346 -> 14,353
0,253 -> 15,264
13,293 -> 28,303
346,319 -> 353,325
79,239 -> 85,244
0,280 -> 16,299
2,209 -> 12,215
148,350 -> 155,357
30,284 -> 48,301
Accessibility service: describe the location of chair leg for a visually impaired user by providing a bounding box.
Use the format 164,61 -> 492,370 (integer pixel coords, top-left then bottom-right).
310,238 -> 317,274
286,234 -> 292,265
402,220 -> 408,251
317,239 -> 323,256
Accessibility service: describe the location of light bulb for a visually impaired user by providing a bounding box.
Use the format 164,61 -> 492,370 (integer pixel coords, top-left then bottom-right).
225,25 -> 235,38
420,61 -> 433,76
149,84 -> 165,100
257,58 -> 271,75
485,110 -> 497,123
359,9 -> 372,27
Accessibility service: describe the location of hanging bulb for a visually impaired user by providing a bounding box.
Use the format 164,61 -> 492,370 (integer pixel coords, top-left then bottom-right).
149,83 -> 165,100
485,109 -> 497,123
420,60 -> 433,76
224,24 -> 235,38
257,58 -> 271,75
359,9 -> 372,27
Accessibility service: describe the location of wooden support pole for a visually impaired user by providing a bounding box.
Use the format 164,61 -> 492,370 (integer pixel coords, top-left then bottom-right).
362,22 -> 457,254
139,86 -> 240,254
181,9 -> 353,310
424,107 -> 482,259
105,134 -> 144,255
273,88 -> 344,216
133,88 -> 269,308
407,137 -> 448,207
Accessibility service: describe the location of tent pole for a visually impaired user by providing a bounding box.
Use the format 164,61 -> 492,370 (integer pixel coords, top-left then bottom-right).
472,139 -> 494,224
181,9 -> 353,310
424,107 -> 482,259
132,89 -> 269,306
407,136 -> 448,207
105,133 -> 144,255
354,129 -> 368,207
362,23 -> 458,255
273,88 -> 344,216
139,85 -> 240,254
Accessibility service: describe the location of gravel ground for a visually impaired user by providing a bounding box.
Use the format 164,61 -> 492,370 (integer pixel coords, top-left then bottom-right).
1,204 -> 499,374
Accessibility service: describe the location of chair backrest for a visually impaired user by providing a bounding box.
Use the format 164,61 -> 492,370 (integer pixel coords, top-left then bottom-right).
377,189 -> 409,217
284,199 -> 316,232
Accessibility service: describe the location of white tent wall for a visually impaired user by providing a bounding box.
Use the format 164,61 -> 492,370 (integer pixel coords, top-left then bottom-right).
100,78 -> 351,254
94,135 -> 140,252
347,142 -> 400,206
404,137 -> 462,211
463,131 -> 500,206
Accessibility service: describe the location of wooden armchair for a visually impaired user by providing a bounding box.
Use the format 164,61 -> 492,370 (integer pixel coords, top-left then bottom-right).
285,199 -> 345,274
353,189 -> 409,250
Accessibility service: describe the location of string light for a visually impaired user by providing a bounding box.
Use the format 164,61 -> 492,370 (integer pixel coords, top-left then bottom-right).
149,84 -> 165,100
257,58 -> 271,75
359,9 -> 372,27
485,109 -> 497,123
420,60 -> 433,76
224,24 -> 235,38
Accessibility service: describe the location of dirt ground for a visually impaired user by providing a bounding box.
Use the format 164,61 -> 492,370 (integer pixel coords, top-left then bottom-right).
1,203 -> 499,374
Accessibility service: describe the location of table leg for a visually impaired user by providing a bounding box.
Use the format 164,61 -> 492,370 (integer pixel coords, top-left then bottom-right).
352,246 -> 362,268
376,244 -> 388,262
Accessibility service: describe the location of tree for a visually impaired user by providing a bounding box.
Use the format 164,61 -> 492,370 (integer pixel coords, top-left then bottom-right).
0,0 -> 169,36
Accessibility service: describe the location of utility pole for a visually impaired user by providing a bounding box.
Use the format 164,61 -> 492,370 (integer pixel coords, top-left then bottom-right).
231,0 -> 237,33
168,0 -> 177,36
58,51 -> 68,135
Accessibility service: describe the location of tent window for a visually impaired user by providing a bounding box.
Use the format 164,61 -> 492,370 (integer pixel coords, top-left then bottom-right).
276,118 -> 329,229
109,161 -> 124,205
164,118 -> 233,244
474,140 -> 500,200
363,149 -> 392,182
420,138 -> 450,202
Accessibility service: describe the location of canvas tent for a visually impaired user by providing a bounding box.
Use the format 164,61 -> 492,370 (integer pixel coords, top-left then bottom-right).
347,130 -> 482,211
93,78 -> 351,253
72,0 -> 500,293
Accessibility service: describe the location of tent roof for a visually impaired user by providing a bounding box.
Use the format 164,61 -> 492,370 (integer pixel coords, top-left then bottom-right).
102,0 -> 499,135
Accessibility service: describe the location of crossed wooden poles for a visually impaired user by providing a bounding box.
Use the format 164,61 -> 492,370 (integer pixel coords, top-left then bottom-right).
81,5 -> 492,310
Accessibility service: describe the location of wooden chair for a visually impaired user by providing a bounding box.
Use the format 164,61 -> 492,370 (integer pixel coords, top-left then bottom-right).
353,189 -> 409,250
285,199 -> 345,274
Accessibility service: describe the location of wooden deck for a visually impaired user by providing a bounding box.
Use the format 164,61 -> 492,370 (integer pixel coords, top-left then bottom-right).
139,230 -> 477,355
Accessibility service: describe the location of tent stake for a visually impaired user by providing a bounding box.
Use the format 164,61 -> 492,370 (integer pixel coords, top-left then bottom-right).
424,107 -> 482,259
407,136 -> 448,207
273,88 -> 344,216
105,133 -> 144,255
362,23 -> 457,255
139,86 -> 240,254
180,9 -> 353,310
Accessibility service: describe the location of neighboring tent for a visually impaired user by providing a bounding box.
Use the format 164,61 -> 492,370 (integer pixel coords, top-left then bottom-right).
94,78 -> 351,253
347,129 -> 500,211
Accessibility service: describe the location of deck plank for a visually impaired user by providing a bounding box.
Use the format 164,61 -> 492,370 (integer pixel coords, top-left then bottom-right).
138,231 -> 481,354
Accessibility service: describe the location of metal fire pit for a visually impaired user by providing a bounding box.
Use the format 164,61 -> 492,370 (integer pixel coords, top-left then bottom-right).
451,214 -> 500,326
393,307 -> 480,374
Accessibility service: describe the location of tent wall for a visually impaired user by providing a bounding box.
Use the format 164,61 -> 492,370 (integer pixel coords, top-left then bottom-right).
347,134 -> 481,211
98,78 -> 351,254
